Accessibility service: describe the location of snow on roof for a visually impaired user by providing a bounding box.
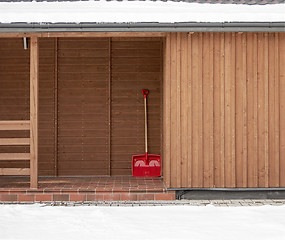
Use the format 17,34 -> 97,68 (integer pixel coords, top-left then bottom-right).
1,0 -> 284,5
0,1 -> 284,24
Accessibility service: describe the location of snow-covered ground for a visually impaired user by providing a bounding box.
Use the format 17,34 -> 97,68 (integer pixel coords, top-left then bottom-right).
0,1 -> 284,23
0,204 -> 285,240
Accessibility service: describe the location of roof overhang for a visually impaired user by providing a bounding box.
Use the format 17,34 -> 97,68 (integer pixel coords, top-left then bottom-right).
0,22 -> 285,33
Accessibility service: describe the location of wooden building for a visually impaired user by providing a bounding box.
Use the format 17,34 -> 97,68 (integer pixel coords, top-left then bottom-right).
0,1 -> 284,200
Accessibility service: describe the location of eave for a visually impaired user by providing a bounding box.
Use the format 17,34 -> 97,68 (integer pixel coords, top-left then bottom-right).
0,22 -> 284,34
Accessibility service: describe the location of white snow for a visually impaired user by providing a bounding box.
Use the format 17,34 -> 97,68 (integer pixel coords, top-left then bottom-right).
1,204 -> 285,240
0,1 -> 284,23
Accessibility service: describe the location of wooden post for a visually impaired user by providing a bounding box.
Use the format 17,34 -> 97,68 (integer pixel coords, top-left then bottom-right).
30,37 -> 39,189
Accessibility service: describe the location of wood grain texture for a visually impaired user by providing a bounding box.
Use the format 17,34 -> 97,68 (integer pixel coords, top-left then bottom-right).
181,33 -> 188,187
220,33 -> 225,188
57,37 -> 109,176
0,168 -> 30,175
0,121 -> 30,130
170,33 -> 178,186
191,33 -> 199,188
280,33 -> 285,186
39,38 -> 56,176
0,138 -> 30,145
0,153 -> 30,160
111,38 -> 162,176
163,33 -> 171,187
0,39 -> 31,179
224,32 -> 232,187
163,32 -> 285,188
198,33 -> 204,188
30,36 -> 39,188
1,33 -> 284,187
0,33 -> 166,38
235,33 -> 243,187
1,38 -> 57,178
176,33 -> 182,187
1,37 -> 163,179
242,33 -> 248,188
187,33 -> 192,187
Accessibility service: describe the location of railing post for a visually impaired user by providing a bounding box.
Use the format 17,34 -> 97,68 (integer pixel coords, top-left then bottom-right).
30,37 -> 39,189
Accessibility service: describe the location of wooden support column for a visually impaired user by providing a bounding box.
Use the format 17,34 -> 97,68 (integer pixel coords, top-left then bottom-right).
30,37 -> 39,189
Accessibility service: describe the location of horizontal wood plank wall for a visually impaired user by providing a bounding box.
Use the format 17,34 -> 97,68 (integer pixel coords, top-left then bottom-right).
0,38 -> 30,170
0,37 -> 163,177
57,38 -> 110,175
163,32 -> 285,188
38,38 -> 56,176
111,37 -> 162,175
0,38 -> 56,175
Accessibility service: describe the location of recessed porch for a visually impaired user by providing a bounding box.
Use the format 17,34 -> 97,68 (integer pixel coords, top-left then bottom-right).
0,33 -> 164,190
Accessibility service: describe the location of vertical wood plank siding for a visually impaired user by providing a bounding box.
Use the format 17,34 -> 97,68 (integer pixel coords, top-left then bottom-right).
163,32 -> 285,188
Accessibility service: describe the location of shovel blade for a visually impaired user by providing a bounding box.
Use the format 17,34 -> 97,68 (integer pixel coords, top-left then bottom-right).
132,154 -> 161,177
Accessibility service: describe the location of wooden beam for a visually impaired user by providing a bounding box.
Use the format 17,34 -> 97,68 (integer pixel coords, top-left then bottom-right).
30,36 -> 39,189
0,121 -> 30,130
0,32 -> 166,38
0,168 -> 30,176
0,138 -> 30,145
0,153 -> 30,160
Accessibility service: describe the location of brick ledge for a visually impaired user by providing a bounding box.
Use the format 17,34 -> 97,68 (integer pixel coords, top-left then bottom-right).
0,191 -> 176,202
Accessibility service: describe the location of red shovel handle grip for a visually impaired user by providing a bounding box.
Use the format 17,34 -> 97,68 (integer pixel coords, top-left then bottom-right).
142,89 -> 149,98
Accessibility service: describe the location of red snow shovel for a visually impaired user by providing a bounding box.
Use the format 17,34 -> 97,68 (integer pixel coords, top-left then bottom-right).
132,90 -> 161,177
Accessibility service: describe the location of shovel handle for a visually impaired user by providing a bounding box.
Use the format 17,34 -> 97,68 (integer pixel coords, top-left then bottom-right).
142,89 -> 149,153
142,89 -> 149,98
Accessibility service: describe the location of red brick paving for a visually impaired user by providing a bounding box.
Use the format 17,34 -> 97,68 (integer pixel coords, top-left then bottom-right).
0,194 -> 18,202
18,194 -> 35,202
69,194 -> 87,202
155,193 -> 175,201
137,194 -> 155,201
35,194 -> 53,202
53,194 -> 70,201
0,176 -> 175,202
103,194 -> 121,201
120,193 -> 138,201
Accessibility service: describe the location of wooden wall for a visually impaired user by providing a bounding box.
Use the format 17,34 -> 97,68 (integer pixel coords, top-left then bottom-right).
0,38 -> 30,171
111,37 -> 162,175
39,38 -> 56,176
0,38 -> 56,176
0,37 -> 162,176
163,32 -> 285,188
57,38 -> 110,176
